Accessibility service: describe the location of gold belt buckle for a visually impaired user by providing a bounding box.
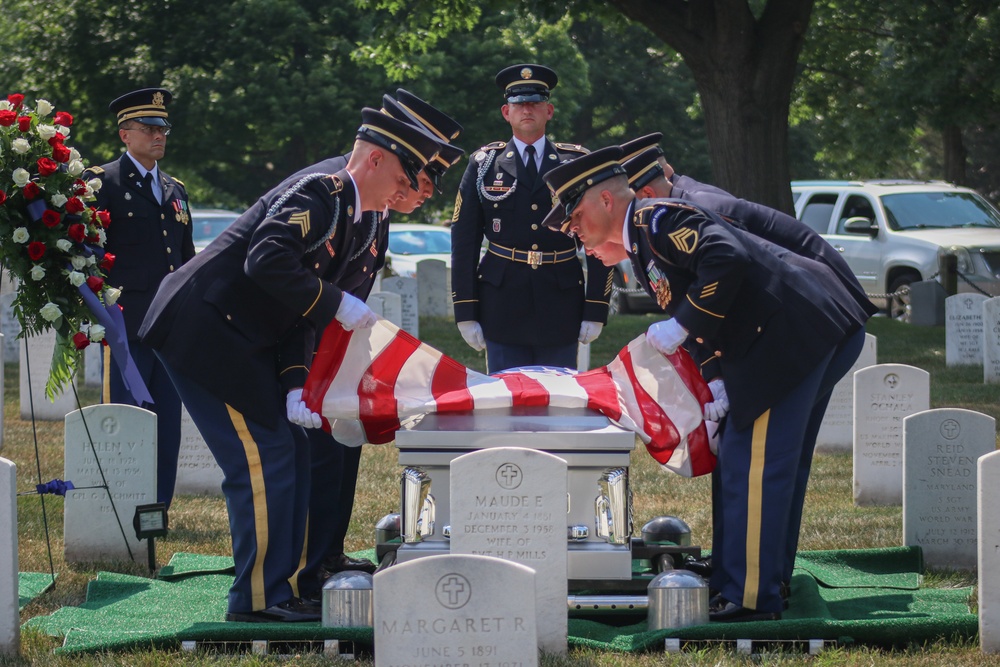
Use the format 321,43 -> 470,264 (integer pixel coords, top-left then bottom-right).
526,250 -> 543,268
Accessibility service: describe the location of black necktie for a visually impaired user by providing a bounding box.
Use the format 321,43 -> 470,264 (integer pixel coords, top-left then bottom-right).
523,145 -> 538,186
142,172 -> 153,189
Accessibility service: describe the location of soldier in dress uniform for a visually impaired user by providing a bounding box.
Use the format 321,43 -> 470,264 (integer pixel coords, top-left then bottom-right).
450,64 -> 611,372
542,146 -> 871,622
84,88 -> 194,509
139,109 -> 442,623
297,92 -> 464,598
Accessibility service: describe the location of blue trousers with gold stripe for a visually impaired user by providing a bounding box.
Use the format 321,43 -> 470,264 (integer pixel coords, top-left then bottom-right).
710,327 -> 865,613
159,357 -> 311,614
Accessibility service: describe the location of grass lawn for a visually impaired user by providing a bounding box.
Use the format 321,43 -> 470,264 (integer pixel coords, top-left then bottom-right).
5,315 -> 1000,666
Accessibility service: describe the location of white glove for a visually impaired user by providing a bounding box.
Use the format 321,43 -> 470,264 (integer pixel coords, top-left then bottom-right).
646,318 -> 688,356
457,320 -> 486,351
331,419 -> 367,447
703,378 -> 730,421
335,292 -> 377,331
286,388 -> 323,429
578,321 -> 603,344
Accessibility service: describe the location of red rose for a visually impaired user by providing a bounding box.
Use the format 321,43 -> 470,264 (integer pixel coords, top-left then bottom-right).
17,116 -> 31,132
41,209 -> 61,227
47,134 -> 66,147
0,190 -> 6,206
37,157 -> 58,177
54,111 -> 74,127
0,110 -> 15,127
27,241 -> 46,261
100,252 -> 116,270
87,231 -> 100,243
72,332 -> 90,350
7,94 -> 24,108
52,143 -> 71,163
97,210 -> 111,228
65,197 -> 85,214
22,182 -> 40,200
67,223 -> 85,243
86,275 -> 104,293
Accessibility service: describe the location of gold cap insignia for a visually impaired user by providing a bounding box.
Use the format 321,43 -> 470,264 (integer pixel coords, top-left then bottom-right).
152,92 -> 164,106
521,67 -> 533,79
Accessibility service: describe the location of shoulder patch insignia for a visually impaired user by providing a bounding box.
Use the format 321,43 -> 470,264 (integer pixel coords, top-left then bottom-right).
480,141 -> 507,151
553,142 -> 589,155
287,211 -> 311,238
452,191 -> 463,222
173,177 -> 185,187
324,174 -> 343,195
668,227 -> 699,254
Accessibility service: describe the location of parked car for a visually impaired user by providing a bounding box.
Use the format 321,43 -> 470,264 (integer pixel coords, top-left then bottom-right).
791,180 -> 1000,321
190,208 -> 241,252
609,259 -> 658,314
385,222 -> 452,278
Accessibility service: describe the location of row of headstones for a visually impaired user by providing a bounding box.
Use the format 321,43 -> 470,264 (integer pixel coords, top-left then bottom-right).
945,292 -> 1000,383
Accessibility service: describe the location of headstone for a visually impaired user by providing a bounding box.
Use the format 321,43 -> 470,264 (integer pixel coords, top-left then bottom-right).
852,364 -> 930,506
173,406 -> 223,496
903,408 -> 994,569
367,292 -> 403,329
381,276 -> 419,337
20,332 -> 77,421
366,294 -> 384,318
576,342 -> 590,372
0,335 -> 4,452
63,404 -> 157,562
945,294 -> 988,367
983,297 -> 1000,383
416,259 -> 451,319
909,280 -> 946,326
0,458 -> 18,655
450,447 -> 567,655
0,293 -> 20,365
374,555 -> 538,667
83,342 -> 103,387
979,450 -> 1000,654
816,333 -> 877,452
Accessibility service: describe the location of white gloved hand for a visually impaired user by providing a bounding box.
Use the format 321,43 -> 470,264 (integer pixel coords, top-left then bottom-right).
331,419 -> 367,447
578,321 -> 603,344
335,292 -> 378,331
286,388 -> 323,429
703,378 -> 730,421
646,318 -> 688,356
457,320 -> 486,351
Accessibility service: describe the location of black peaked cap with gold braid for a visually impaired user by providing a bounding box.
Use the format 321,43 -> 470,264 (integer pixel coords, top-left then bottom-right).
620,132 -> 664,163
541,145 -> 626,231
109,87 -> 172,127
495,64 -> 558,103
381,94 -> 464,192
356,107 -> 441,191
622,147 -> 666,192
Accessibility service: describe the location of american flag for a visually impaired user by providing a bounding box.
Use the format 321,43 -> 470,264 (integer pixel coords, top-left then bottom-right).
303,320 -> 716,477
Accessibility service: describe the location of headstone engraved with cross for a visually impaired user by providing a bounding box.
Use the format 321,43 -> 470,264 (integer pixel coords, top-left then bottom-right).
945,293 -> 987,367
416,259 -> 451,319
381,276 -> 419,337
983,297 -> 1000,383
816,332 -> 877,452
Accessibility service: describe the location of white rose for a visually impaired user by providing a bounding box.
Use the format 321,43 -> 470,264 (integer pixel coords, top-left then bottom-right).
12,168 -> 30,187
56,239 -> 72,252
86,255 -> 97,266
68,271 -> 86,287
51,193 -> 68,208
89,324 -> 106,342
36,99 -> 54,116
88,178 -> 103,193
71,255 -> 87,270
69,147 -> 81,162
96,228 -> 107,245
67,160 -> 84,177
36,124 -> 57,141
12,227 -> 29,244
40,302 -> 62,322
30,265 -> 45,281
0,101 -> 11,111
104,287 -> 121,306
57,125 -> 70,138
11,138 -> 31,154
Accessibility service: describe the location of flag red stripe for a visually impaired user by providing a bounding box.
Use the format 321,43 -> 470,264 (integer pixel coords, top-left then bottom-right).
574,367 -> 622,419
431,355 -> 476,411
303,322 -> 352,411
499,373 -> 550,406
619,346 -> 680,464
358,330 -> 419,444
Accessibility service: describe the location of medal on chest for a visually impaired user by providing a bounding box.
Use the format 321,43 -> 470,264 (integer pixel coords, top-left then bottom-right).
647,262 -> 672,310
172,199 -> 190,225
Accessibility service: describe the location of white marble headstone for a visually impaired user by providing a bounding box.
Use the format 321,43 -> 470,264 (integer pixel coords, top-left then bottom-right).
367,291 -> 403,329
576,342 -> 590,372
0,293 -> 20,364
852,364 -> 930,506
173,406 -> 223,496
983,297 -> 1000,383
450,447 -> 567,655
979,450 -> 1000,654
63,404 -> 156,562
903,408 -> 994,570
381,276 -> 419,337
945,294 -> 987,367
0,458 -> 18,655
374,554 -> 538,667
816,333 -> 877,452
83,343 -> 102,387
0,335 -> 4,452
416,259 -> 451,319
20,332 -> 77,421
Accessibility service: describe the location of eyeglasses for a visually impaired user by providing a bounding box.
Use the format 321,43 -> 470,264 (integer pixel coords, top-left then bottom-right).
124,125 -> 171,137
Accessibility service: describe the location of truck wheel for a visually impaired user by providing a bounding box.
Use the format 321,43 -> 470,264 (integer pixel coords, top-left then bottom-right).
887,273 -> 919,323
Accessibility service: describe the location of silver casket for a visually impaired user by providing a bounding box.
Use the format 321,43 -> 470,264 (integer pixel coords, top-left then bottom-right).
390,405 -> 635,581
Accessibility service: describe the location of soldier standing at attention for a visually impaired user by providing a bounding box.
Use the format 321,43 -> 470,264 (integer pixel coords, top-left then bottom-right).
450,64 -> 611,372
85,88 -> 194,509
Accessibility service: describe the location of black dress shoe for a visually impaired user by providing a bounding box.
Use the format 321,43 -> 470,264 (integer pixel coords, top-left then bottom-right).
324,552 -> 377,574
684,556 -> 713,578
225,598 -> 321,623
709,597 -> 781,623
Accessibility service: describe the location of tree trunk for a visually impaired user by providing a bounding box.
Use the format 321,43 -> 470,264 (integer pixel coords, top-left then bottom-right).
607,0 -> 814,214
941,124 -> 968,185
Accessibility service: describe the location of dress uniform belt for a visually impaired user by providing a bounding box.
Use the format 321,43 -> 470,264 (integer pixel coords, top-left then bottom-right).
486,241 -> 577,269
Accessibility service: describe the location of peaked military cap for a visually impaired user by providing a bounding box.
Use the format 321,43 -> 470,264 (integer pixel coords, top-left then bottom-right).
109,87 -> 172,127
495,64 -> 558,103
620,132 -> 664,163
622,147 -> 666,192
357,107 -> 441,191
541,145 -> 626,231
381,93 -> 465,192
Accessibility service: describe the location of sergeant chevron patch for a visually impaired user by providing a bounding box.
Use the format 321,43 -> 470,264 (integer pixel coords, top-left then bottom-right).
668,228 -> 698,254
288,211 -> 311,238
